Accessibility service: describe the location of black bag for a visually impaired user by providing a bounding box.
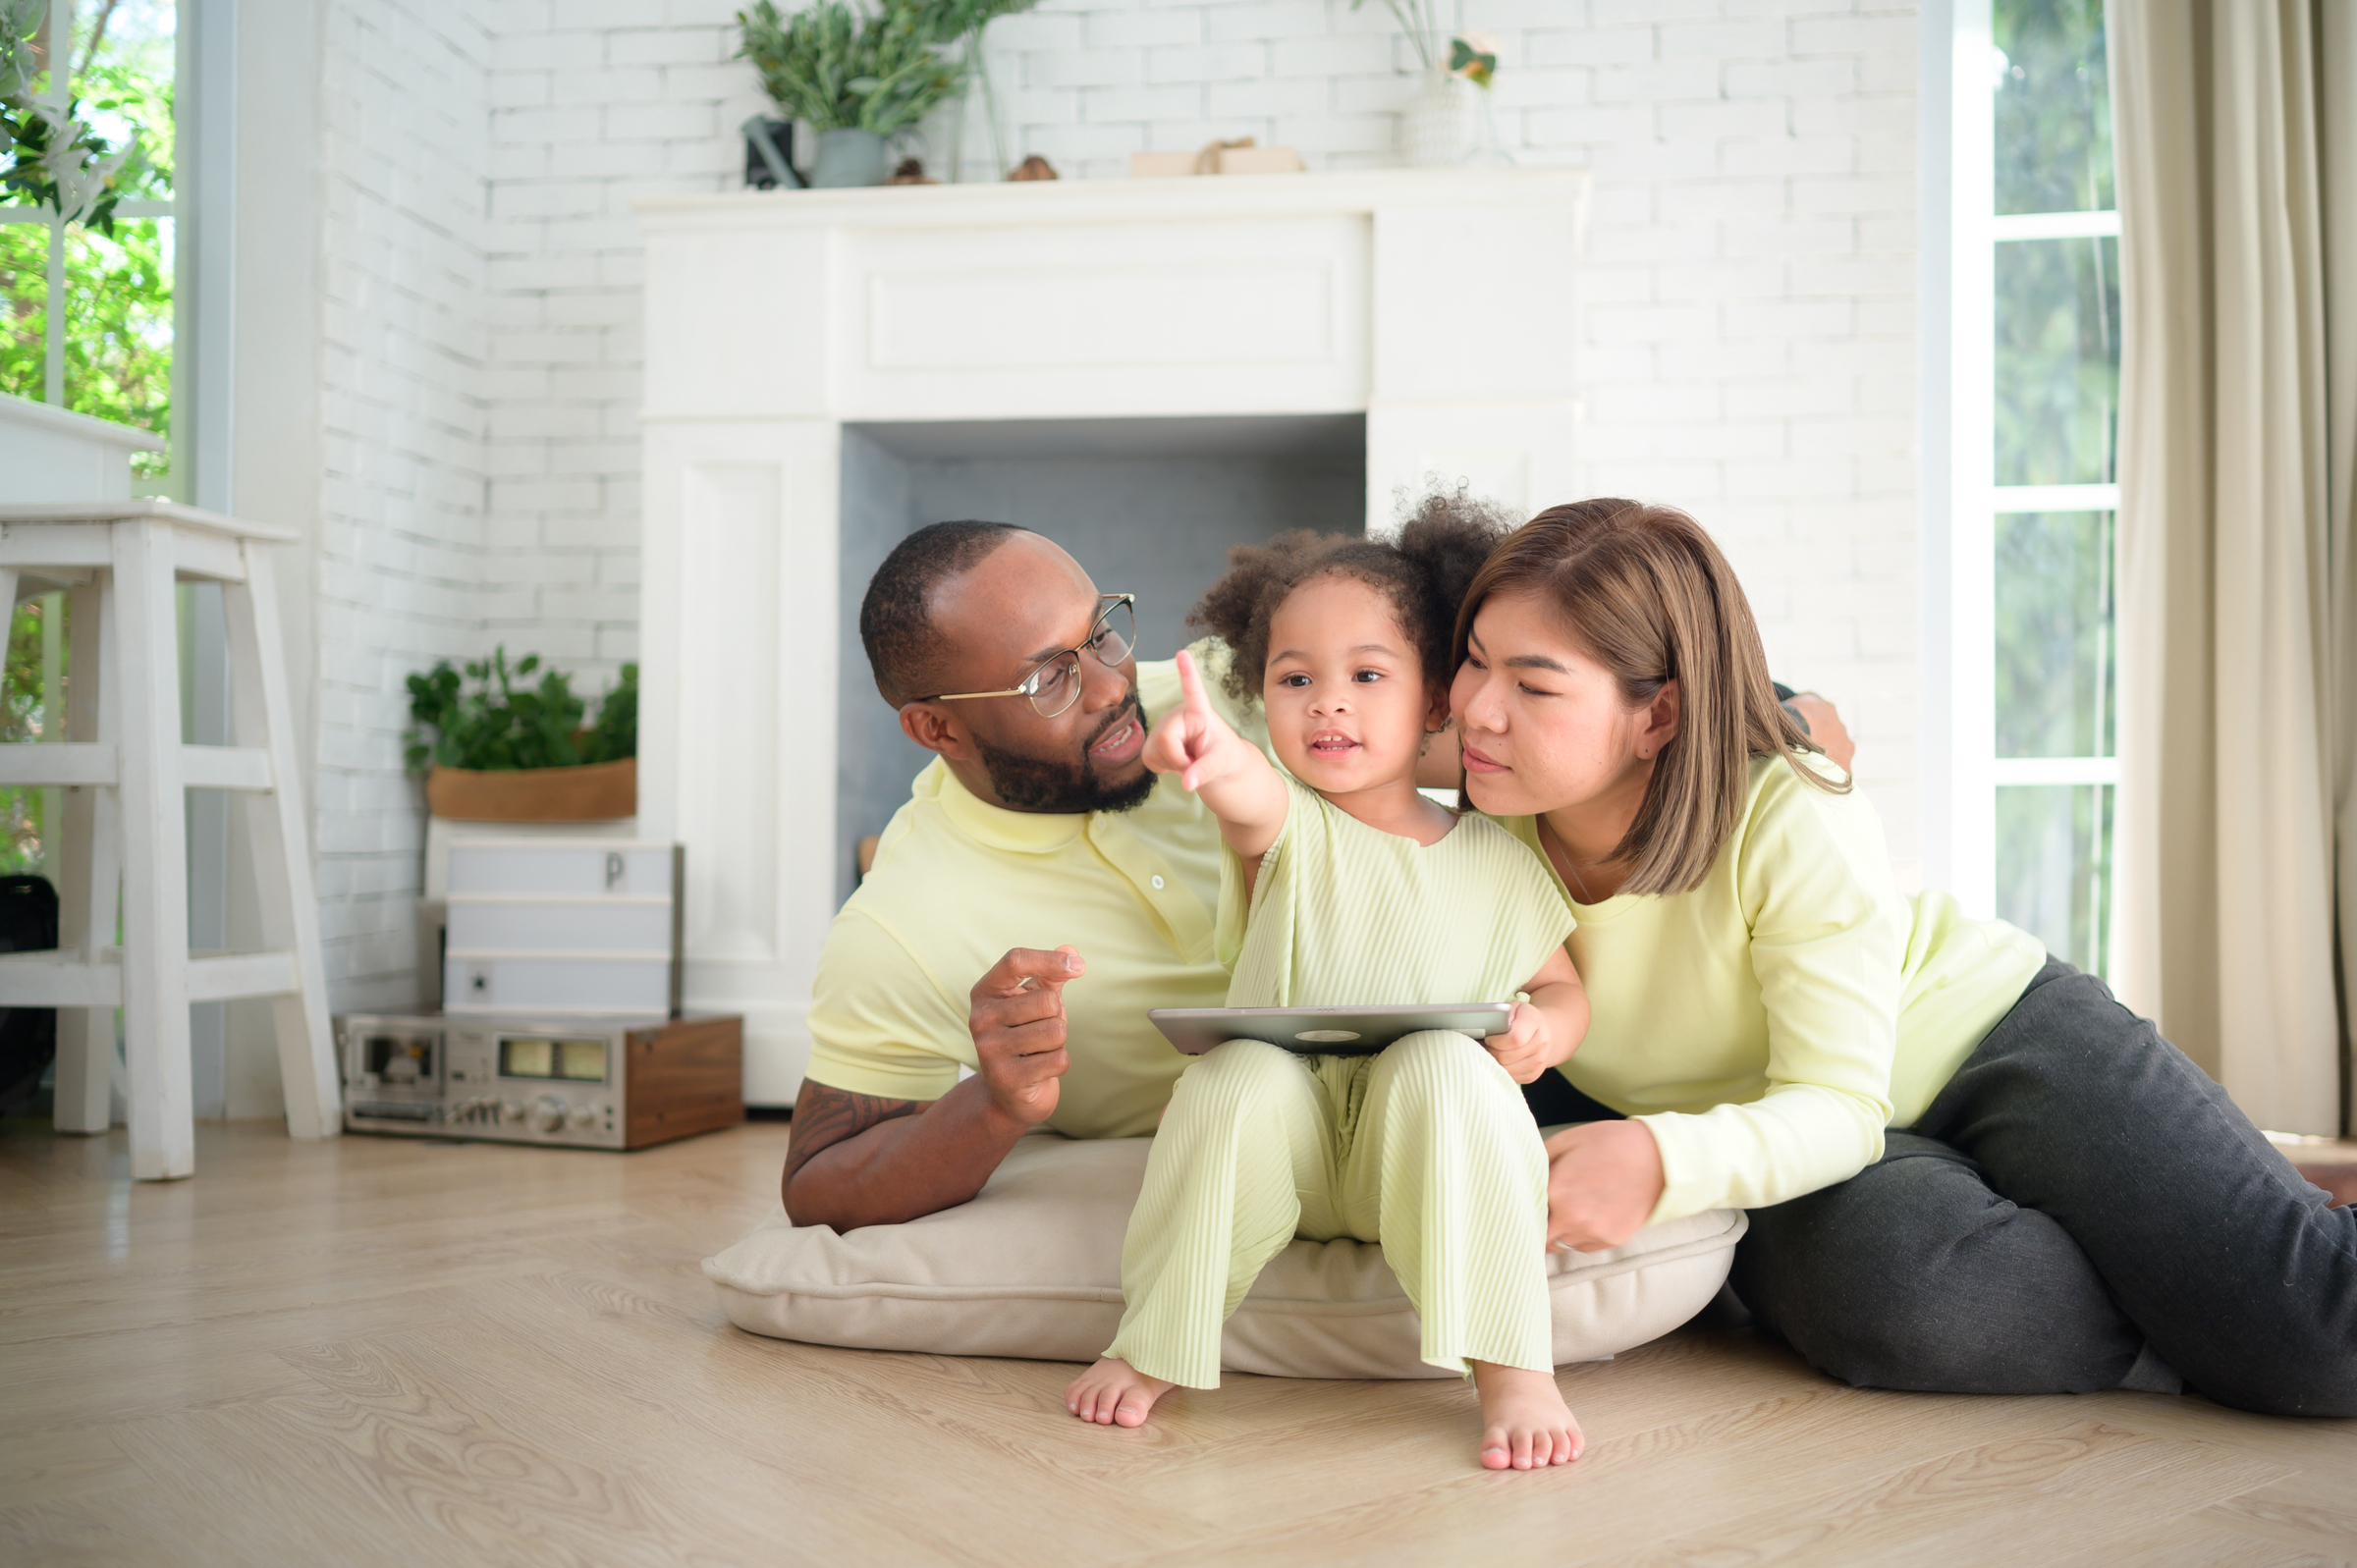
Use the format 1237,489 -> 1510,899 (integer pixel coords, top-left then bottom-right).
0,874 -> 59,1109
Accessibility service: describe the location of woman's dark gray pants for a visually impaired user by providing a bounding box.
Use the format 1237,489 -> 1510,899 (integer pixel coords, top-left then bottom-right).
1727,960 -> 2357,1417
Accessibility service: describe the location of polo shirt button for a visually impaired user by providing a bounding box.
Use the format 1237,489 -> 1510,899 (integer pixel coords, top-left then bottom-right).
1151,875 -> 1164,890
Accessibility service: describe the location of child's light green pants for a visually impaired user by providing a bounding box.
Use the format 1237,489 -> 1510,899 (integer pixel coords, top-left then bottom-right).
1102,1030 -> 1554,1390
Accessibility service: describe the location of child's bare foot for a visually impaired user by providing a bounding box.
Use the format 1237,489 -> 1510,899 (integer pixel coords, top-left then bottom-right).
1065,1358 -> 1176,1428
1470,1362 -> 1583,1471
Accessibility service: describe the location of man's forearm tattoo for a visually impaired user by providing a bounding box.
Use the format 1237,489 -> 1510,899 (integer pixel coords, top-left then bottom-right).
784,1082 -> 922,1188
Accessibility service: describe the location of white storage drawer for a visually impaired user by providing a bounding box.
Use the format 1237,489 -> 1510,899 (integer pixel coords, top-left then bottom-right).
446,897 -> 676,954
446,954 -> 673,1016
447,841 -> 680,899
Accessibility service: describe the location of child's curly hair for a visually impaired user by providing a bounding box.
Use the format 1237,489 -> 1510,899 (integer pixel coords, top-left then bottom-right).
1188,487 -> 1516,706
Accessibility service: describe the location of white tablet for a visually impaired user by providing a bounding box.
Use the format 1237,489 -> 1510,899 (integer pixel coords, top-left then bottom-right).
1147,1002 -> 1516,1058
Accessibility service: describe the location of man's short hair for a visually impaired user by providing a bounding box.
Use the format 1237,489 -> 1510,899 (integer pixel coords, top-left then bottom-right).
859,520 -> 1027,706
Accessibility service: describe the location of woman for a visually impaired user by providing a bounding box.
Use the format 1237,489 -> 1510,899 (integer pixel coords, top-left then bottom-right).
1451,498 -> 2356,1417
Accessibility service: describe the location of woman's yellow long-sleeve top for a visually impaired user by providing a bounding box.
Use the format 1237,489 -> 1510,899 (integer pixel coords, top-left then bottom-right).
1496,752 -> 2048,1224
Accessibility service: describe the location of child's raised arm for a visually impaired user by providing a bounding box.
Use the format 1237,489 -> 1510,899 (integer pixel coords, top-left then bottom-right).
1143,648 -> 1288,860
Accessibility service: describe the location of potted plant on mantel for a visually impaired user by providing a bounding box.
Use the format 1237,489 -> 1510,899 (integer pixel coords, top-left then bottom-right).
406,650 -> 638,823
736,0 -> 1035,188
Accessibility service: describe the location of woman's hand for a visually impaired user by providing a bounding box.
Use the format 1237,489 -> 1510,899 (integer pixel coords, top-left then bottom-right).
1544,1119 -> 1666,1253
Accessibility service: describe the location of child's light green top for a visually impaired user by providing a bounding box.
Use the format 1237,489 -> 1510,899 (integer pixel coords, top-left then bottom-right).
1218,775 -> 1577,1009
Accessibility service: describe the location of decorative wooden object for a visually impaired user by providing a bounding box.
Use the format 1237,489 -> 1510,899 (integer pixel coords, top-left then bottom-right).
0,500 -> 340,1179
622,1013 -> 745,1149
425,757 -> 637,822
1128,137 -> 1306,178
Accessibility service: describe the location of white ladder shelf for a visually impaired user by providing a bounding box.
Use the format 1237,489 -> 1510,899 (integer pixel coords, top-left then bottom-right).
0,501 -> 339,1179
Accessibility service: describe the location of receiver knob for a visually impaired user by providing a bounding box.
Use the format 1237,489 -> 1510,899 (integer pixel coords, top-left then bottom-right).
501,1101 -> 524,1122
567,1104 -> 600,1131
530,1096 -> 567,1133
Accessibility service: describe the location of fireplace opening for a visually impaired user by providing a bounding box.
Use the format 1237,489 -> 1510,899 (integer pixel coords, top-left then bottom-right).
836,412 -> 1366,903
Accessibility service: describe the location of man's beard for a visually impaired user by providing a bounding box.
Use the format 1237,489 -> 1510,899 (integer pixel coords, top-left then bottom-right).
973,690 -> 1157,815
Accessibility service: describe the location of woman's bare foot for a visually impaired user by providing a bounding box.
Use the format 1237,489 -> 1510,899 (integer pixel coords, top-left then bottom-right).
1470,1362 -> 1583,1471
1065,1358 -> 1176,1428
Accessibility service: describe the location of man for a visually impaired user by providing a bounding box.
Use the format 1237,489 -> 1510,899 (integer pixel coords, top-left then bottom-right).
784,519 -> 1854,1231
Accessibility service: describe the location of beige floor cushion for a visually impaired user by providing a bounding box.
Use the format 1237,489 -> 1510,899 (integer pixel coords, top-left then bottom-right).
706,1131 -> 1745,1379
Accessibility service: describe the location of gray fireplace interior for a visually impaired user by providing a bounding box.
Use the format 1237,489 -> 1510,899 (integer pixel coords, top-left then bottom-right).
836,413 -> 1366,904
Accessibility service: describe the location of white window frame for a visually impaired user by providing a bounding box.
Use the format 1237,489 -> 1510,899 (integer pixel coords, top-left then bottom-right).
1922,0 -> 2120,931
3,0 -> 234,506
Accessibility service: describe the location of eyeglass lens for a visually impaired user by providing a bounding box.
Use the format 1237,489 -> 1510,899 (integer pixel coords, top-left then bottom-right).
1027,600 -> 1135,718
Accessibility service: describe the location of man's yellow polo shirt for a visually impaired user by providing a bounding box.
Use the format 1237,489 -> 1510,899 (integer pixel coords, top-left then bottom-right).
805,647 -> 1264,1139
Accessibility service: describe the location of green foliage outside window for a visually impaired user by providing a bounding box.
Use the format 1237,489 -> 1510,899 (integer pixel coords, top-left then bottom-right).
1,2 -> 175,475
0,596 -> 59,876
1993,0 -> 2112,216
1994,235 -> 2117,488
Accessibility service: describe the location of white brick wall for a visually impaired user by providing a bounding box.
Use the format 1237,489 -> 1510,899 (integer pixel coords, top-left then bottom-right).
478,0 -> 770,698
309,0 -> 1924,1006
312,0 -> 493,1007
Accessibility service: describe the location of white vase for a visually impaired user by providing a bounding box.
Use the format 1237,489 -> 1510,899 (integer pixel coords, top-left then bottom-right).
1399,68 -> 1477,170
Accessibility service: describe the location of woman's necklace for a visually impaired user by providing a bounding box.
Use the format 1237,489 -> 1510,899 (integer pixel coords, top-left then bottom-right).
1538,815 -> 1599,903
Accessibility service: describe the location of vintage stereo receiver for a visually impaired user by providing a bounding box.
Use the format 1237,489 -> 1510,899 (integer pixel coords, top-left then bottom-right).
338,1012 -> 743,1150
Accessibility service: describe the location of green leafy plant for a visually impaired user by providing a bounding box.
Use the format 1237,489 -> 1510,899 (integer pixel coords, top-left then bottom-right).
404,649 -> 636,775
0,3 -> 152,233
1,97 -> 137,230
576,661 -> 637,765
1448,34 -> 1497,89
738,0 -> 975,135
1350,0 -> 1498,87
0,0 -> 40,102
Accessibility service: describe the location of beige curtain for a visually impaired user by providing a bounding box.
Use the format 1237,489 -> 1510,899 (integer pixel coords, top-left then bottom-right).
2111,0 -> 2357,1135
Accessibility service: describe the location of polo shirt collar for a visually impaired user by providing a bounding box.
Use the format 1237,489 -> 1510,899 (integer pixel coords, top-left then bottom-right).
923,758 -> 1089,853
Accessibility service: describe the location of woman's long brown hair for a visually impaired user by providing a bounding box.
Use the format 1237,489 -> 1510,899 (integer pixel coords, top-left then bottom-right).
1453,499 -> 1846,896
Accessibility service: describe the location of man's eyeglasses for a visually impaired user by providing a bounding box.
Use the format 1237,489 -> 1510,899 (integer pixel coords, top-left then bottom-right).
915,595 -> 1135,719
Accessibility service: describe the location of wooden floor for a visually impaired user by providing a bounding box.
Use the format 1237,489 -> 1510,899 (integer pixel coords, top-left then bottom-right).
3,1120 -> 2353,1568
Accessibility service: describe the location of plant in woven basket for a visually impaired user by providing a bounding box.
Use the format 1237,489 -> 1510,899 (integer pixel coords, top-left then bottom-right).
405,649 -> 635,774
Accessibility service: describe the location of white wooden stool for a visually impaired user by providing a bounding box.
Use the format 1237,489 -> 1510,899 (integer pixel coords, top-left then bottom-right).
0,501 -> 339,1179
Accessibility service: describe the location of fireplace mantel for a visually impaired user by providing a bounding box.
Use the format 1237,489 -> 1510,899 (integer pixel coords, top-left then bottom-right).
634,167 -> 1586,1102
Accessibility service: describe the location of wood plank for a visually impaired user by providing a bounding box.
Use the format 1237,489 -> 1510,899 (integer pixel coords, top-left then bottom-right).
434,1276 -> 1212,1562
2047,1507 -> 2357,1568
1583,1419 -> 2288,1568
186,949 -> 298,1002
221,553 -> 341,1141
0,950 -> 122,1007
0,1427 -> 139,1503
0,740 -> 117,785
5,1119 -> 2354,1568
2189,1478 -> 2357,1560
177,744 -> 271,791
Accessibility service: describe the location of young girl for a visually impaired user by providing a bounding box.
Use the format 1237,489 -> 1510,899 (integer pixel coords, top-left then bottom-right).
1064,509 -> 1593,1472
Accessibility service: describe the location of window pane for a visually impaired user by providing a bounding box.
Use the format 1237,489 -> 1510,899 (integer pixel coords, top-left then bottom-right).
1996,784 -> 2112,973
65,216 -> 172,474
77,0 -> 176,205
0,222 -> 44,397
1994,0 -> 2112,215
1995,234 -> 2118,486
0,594 -> 64,876
1996,511 -> 2114,758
